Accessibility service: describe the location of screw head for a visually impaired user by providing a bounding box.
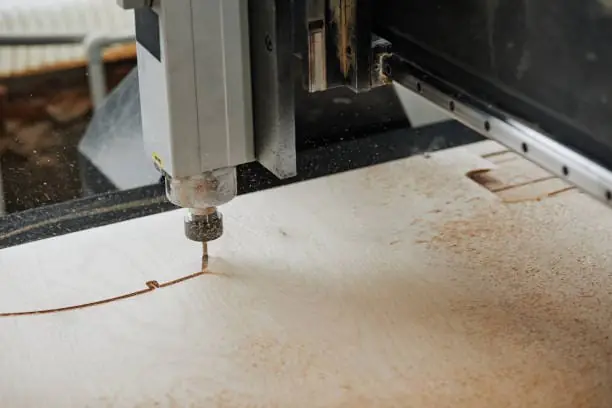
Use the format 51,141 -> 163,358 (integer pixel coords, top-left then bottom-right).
265,34 -> 273,52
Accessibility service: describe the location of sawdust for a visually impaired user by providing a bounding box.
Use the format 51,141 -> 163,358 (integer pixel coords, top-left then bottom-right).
422,196 -> 612,406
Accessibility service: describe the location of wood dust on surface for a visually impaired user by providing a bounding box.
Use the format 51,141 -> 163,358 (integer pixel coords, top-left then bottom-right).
419,192 -> 612,407
350,145 -> 612,407
2,141 -> 612,408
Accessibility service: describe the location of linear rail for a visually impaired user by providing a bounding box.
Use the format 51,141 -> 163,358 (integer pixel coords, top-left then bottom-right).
385,53 -> 612,207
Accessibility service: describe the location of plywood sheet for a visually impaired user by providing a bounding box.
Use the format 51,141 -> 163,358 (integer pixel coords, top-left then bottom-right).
1,142 -> 612,407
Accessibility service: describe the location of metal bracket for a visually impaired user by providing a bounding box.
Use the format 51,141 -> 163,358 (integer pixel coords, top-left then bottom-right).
249,0 -> 298,179
305,0 -> 381,93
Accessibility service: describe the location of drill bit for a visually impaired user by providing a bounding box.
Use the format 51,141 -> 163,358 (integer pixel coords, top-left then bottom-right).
202,241 -> 209,271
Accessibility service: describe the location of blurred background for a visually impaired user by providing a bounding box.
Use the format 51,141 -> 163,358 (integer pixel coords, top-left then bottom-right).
0,0 -> 136,215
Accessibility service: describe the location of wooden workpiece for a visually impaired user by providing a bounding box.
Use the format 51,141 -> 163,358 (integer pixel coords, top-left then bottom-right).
1,141 -> 612,407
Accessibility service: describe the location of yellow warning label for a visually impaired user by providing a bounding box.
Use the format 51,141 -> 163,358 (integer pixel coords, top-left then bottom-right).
152,153 -> 164,170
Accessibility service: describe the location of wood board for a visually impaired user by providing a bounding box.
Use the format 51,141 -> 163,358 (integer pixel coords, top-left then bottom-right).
1,141 -> 612,407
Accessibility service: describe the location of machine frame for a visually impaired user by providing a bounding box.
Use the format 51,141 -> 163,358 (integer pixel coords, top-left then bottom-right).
8,0 -> 612,245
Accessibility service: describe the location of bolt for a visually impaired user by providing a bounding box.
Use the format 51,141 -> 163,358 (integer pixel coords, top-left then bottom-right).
265,34 -> 273,52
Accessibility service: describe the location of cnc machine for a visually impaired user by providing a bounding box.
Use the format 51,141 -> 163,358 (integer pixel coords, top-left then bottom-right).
2,3 -> 612,402
3,0 -> 612,249
113,0 -> 612,258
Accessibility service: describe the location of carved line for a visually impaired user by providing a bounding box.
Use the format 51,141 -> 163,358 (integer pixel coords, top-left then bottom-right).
467,166 -> 575,199
0,271 -> 206,318
501,186 -> 578,204
481,149 -> 511,159
490,175 -> 557,193
547,186 -> 577,197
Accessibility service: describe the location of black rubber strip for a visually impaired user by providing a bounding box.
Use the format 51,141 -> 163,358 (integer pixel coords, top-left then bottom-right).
135,7 -> 161,62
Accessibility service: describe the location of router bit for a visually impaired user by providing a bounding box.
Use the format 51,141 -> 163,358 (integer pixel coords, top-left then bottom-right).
185,207 -> 223,271
163,170 -> 235,271
202,242 -> 208,271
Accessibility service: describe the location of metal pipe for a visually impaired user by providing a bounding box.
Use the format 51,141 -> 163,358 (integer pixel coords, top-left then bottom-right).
84,33 -> 135,109
0,32 -> 135,108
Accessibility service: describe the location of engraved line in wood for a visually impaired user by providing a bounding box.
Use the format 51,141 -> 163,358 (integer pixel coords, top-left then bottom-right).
0,271 -> 206,318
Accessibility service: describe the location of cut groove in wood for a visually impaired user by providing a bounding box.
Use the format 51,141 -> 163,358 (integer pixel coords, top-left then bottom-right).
0,272 -> 206,318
